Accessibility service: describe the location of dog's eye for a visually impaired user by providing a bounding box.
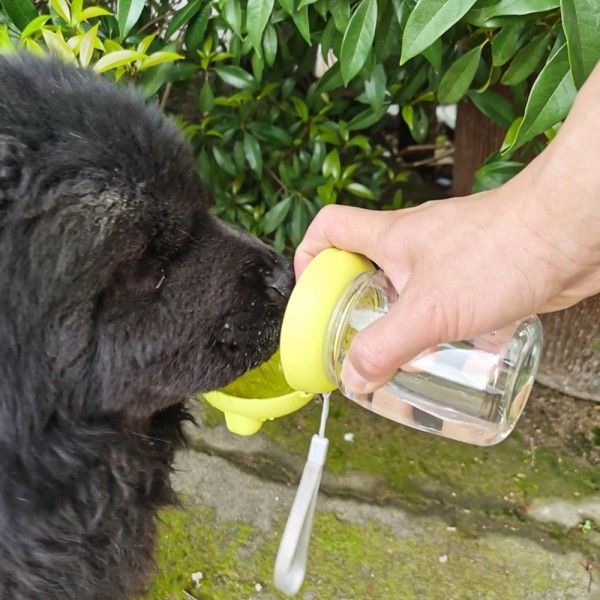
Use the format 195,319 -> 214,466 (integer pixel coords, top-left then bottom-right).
149,213 -> 197,258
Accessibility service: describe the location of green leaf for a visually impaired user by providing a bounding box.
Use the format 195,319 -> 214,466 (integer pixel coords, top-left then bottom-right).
314,61 -> 343,95
500,116 -> 523,152
165,0 -> 202,39
278,0 -> 293,13
199,79 -> 214,112
79,22 -> 99,67
289,199 -> 310,246
345,182 -> 375,200
93,50 -> 146,73
263,196 -> 292,234
309,141 -> 326,174
489,0 -> 560,17
561,0 -> 600,89
467,90 -> 516,129
291,96 -> 309,121
465,0 -> 558,25
20,15 -> 51,40
317,180 -> 337,205
422,37 -> 443,72
50,0 -> 71,23
402,105 -> 414,129
347,106 -> 387,131
472,160 -> 524,192
212,145 -> 238,176
214,65 -> 258,91
437,43 -> 485,104
279,0 -> 311,44
400,0 -> 478,65
508,44 -> 576,151
243,132 -> 263,175
78,7 -> 112,21
117,0 -> 146,41
491,23 -> 525,67
248,121 -> 294,147
329,0 -> 351,32
263,24 -> 278,67
340,0 -> 377,85
233,140 -> 246,172
139,52 -> 183,70
136,33 -> 156,55
221,0 -> 243,39
374,1 -> 400,63
247,0 -> 274,57
323,148 -> 341,180
364,63 -> 386,112
347,135 -> 371,151
138,62 -> 175,99
185,5 -> 212,51
41,30 -> 75,62
71,0 -> 83,21
279,0 -> 312,46
395,61 -> 429,104
251,50 -> 264,82
293,3 -> 312,45
402,104 -> 428,143
214,92 -> 254,107
0,24 -> 16,52
0,0 -> 37,31
501,29 -> 552,86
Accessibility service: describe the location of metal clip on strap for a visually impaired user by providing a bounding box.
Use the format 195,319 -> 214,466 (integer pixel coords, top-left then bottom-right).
273,394 -> 330,596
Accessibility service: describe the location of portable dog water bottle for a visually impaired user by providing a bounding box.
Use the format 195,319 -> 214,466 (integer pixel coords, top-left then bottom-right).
279,248 -> 544,446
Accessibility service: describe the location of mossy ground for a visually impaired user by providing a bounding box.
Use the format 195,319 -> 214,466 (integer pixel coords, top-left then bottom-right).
147,387 -> 599,599
146,503 -> 590,600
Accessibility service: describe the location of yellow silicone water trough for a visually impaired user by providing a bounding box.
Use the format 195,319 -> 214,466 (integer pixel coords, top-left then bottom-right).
202,350 -> 314,435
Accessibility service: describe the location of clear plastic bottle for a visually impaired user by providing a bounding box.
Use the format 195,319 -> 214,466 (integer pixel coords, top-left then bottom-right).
326,270 -> 543,446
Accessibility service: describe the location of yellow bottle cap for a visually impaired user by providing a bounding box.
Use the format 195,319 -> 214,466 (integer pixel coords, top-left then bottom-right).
280,248 -> 375,393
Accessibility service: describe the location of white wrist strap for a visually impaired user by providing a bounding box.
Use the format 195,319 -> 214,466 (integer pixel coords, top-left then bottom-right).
273,393 -> 330,596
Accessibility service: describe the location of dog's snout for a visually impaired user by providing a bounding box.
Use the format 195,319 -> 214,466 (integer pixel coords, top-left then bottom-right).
262,257 -> 294,299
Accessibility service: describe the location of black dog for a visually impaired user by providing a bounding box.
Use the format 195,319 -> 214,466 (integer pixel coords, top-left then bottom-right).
0,55 -> 293,599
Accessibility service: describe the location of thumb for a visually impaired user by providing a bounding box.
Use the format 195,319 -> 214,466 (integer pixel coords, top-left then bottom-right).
341,287 -> 445,393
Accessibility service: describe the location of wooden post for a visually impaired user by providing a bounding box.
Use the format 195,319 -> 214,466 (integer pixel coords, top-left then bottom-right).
452,97 -> 506,196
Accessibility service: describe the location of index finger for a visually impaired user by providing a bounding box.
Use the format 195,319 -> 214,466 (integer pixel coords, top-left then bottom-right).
294,205 -> 390,278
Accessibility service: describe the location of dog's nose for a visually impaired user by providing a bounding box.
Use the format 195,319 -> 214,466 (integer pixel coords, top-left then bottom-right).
263,257 -> 294,300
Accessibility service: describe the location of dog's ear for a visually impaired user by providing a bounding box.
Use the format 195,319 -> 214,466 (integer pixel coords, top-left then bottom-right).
0,135 -> 27,224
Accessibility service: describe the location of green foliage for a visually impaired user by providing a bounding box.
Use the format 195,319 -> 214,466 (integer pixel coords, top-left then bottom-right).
0,0 -> 183,75
1,0 -> 598,250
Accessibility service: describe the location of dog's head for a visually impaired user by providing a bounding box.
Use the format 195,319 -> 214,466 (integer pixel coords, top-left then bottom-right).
0,56 -> 293,423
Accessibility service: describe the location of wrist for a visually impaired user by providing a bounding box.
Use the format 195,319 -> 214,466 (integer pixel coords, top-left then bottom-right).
514,144 -> 600,308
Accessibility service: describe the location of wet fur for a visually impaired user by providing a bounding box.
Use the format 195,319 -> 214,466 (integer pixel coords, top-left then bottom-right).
0,55 -> 292,599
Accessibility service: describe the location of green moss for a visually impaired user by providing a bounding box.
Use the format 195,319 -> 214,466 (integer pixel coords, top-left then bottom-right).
176,390 -> 598,598
257,392 -> 599,510
148,504 -> 579,599
144,505 -> 259,600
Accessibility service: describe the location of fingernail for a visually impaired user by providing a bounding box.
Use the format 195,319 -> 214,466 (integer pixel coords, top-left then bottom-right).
340,359 -> 368,393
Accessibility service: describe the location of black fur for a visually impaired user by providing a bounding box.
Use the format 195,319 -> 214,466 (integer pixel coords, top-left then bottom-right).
0,55 -> 293,599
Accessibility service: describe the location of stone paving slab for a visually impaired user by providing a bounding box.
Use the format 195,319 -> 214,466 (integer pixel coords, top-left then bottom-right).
146,385 -> 600,600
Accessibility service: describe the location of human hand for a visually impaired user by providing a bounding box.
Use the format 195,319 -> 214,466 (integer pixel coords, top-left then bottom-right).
295,64 -> 600,394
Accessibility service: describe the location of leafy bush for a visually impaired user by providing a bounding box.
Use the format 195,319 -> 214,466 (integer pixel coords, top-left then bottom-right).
1,0 -> 599,251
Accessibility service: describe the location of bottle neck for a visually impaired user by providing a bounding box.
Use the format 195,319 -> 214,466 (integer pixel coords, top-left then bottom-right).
325,270 -> 397,387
